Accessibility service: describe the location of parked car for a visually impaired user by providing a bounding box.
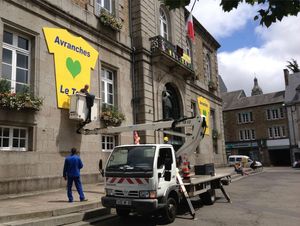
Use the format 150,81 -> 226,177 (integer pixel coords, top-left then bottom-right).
228,155 -> 262,168
292,160 -> 300,168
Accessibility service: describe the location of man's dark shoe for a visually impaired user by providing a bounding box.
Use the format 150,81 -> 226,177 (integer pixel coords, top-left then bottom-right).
69,200 -> 73,203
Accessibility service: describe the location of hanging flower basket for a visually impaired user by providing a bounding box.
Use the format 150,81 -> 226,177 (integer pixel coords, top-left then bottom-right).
0,80 -> 43,111
99,9 -> 123,31
100,105 -> 125,127
208,81 -> 217,91
212,129 -> 219,140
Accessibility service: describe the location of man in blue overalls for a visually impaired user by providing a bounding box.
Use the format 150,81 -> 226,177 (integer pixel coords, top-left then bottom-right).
63,147 -> 87,202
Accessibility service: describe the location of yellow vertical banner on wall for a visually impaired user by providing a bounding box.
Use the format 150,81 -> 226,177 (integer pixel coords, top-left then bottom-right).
197,96 -> 210,135
43,28 -> 99,109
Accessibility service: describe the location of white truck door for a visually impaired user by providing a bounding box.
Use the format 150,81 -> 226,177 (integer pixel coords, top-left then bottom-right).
156,147 -> 176,197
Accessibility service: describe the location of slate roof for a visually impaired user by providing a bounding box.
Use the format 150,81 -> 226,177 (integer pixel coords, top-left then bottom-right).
218,75 -> 227,94
222,89 -> 285,111
284,72 -> 300,104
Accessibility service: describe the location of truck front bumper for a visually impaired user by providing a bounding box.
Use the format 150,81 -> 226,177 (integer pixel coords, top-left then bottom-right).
101,196 -> 159,214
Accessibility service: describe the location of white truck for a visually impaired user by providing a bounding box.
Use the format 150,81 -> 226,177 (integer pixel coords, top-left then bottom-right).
77,102 -> 231,223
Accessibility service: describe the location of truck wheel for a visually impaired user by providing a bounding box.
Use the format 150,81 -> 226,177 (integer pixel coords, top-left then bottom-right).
200,189 -> 216,205
116,208 -> 130,217
161,197 -> 177,223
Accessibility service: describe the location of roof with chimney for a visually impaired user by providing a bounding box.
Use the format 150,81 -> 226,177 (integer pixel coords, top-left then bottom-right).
223,90 -> 285,111
284,72 -> 300,104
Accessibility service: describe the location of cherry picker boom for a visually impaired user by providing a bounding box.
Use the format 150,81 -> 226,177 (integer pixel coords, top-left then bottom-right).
77,101 -> 231,223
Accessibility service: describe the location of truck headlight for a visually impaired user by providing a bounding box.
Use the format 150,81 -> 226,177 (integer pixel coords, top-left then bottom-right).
105,189 -> 114,196
139,190 -> 157,199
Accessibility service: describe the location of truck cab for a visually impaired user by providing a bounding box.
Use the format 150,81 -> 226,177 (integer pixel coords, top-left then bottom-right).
101,144 -> 179,222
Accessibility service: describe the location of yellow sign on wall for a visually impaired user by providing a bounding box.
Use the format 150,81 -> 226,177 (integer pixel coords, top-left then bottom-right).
197,96 -> 210,135
43,28 -> 99,109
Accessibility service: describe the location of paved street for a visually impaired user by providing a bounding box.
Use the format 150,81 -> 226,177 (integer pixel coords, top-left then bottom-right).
96,167 -> 300,226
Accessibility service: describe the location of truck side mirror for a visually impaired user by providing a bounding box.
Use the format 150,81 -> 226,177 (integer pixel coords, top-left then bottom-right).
164,171 -> 171,181
99,159 -> 104,177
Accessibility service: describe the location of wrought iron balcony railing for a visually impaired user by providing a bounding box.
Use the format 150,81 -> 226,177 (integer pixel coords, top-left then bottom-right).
149,35 -> 193,72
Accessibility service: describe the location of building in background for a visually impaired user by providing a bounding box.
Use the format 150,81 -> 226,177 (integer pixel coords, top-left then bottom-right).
0,0 -> 226,195
284,69 -> 300,164
223,78 -> 290,166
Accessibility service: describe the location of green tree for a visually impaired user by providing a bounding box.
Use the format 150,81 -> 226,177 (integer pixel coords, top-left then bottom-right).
161,0 -> 300,27
286,59 -> 300,73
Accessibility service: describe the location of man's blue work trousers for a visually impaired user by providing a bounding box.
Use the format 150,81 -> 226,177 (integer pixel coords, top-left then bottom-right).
67,176 -> 85,202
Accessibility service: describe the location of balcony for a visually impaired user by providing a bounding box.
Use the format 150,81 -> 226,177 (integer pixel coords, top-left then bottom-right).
149,36 -> 194,77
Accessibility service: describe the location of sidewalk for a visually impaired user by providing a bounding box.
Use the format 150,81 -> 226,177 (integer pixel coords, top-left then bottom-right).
0,167 -> 249,224
0,183 -> 105,224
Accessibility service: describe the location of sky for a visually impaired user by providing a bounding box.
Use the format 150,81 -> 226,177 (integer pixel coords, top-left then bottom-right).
187,0 -> 300,96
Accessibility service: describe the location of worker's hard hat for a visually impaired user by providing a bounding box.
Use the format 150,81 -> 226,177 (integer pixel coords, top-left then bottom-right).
163,137 -> 169,142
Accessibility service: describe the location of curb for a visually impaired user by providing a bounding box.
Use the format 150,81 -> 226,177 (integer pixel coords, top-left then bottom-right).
1,207 -> 111,226
0,201 -> 102,224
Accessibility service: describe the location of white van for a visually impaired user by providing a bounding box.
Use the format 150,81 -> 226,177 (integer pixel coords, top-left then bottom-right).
228,155 -> 262,168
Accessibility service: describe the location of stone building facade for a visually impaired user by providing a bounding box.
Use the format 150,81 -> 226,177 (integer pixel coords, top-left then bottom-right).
284,70 -> 300,164
0,0 -> 226,195
223,87 -> 290,166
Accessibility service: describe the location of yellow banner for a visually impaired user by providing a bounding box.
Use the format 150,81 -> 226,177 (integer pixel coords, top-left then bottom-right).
182,53 -> 191,64
197,96 -> 210,135
43,28 -> 99,109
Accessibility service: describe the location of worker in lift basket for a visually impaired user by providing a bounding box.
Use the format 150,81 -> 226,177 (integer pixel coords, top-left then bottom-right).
80,84 -> 95,123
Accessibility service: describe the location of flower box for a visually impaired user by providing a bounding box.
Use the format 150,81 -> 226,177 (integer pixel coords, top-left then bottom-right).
0,92 -> 43,111
100,105 -> 125,127
99,9 -> 123,31
212,129 -> 219,140
208,81 -> 217,91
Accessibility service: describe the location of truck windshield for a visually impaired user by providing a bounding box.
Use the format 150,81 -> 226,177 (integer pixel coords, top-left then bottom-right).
106,146 -> 156,172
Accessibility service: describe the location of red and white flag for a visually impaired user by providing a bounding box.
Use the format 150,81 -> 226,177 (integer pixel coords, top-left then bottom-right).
186,12 -> 195,41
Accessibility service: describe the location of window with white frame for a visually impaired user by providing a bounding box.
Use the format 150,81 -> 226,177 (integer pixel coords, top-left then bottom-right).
102,135 -> 115,152
101,67 -> 114,106
1,30 -> 30,93
266,107 -> 285,120
204,53 -> 212,81
159,8 -> 168,40
238,112 -> 253,124
96,0 -> 112,14
0,126 -> 27,151
268,126 -> 286,138
239,129 -> 255,141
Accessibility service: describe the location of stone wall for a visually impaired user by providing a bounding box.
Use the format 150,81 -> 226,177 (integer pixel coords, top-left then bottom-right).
0,0 -> 132,194
72,0 -> 88,8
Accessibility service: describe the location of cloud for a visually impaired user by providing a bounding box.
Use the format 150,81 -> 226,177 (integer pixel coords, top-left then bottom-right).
220,15 -> 300,95
189,0 -> 300,96
188,0 -> 258,38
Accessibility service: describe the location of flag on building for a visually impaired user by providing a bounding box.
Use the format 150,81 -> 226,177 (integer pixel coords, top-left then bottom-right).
186,12 -> 195,41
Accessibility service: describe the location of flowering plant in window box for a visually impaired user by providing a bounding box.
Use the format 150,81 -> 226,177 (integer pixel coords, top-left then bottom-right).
0,79 -> 43,111
99,9 -> 123,31
208,80 -> 217,91
212,129 -> 219,140
100,104 -> 125,127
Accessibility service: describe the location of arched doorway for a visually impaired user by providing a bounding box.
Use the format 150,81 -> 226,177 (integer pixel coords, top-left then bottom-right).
162,83 -> 182,151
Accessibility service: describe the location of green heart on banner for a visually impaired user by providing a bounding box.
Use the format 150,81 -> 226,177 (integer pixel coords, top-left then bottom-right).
66,57 -> 81,78
203,110 -> 207,116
